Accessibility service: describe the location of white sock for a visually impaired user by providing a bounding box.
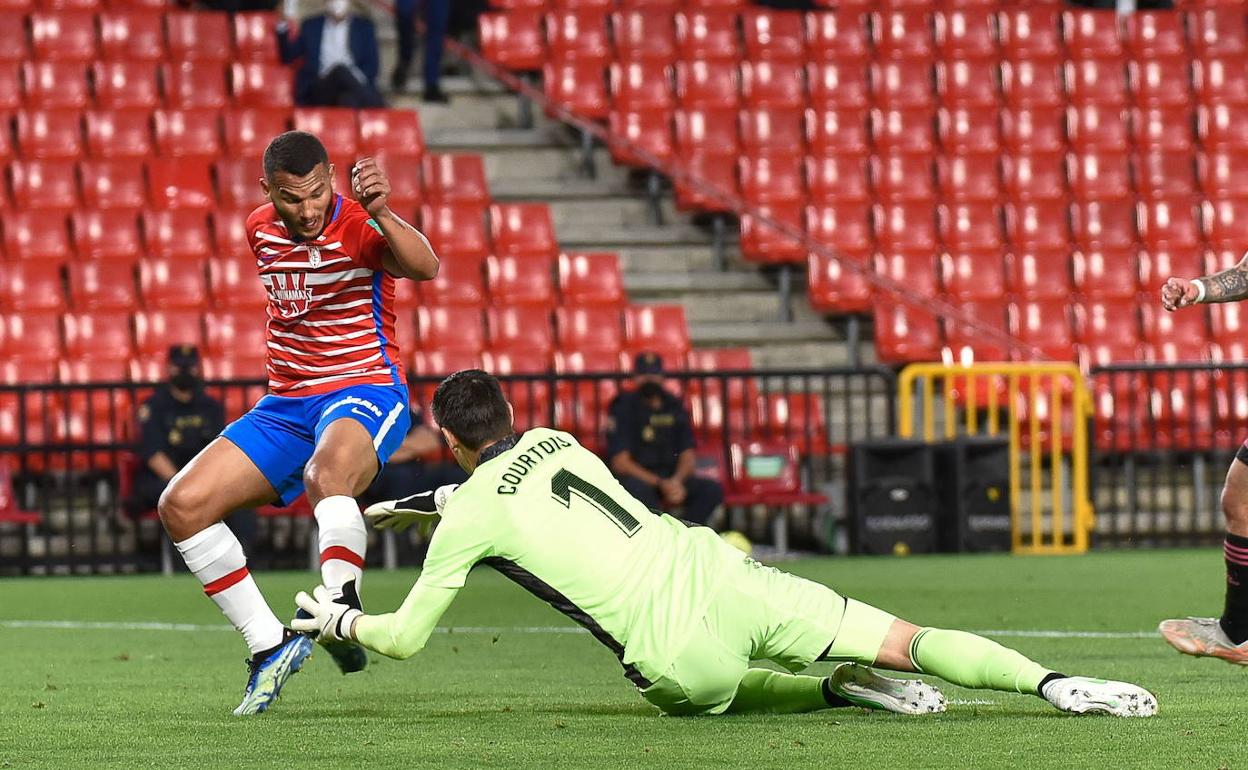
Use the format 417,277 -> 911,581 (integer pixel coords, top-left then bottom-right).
175,523 -> 285,655
314,495 -> 367,596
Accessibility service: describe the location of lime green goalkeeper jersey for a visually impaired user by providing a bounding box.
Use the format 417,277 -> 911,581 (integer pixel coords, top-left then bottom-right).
355,427 -> 742,687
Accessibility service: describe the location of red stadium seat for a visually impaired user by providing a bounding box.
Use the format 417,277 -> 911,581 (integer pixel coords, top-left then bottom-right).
232,12 -> 279,62
79,158 -> 148,211
805,107 -> 869,155
673,150 -> 737,212
485,253 -> 556,307
804,10 -> 870,63
873,301 -> 941,363
146,158 -> 214,210
29,11 -> 97,61
873,249 -> 939,302
1139,247 -> 1203,296
1133,153 -> 1196,200
555,305 -> 624,353
230,63 -> 294,109
939,201 -> 1004,252
152,108 -> 222,160
213,158 -> 266,210
944,298 -> 1010,363
936,153 -> 1001,202
207,258 -> 268,310
92,62 -> 160,110
1128,59 -> 1193,108
1199,150 -> 1248,199
142,210 -> 211,259
739,201 -> 806,264
999,7 -> 1062,62
740,60 -> 805,110
807,251 -> 872,314
1211,302 -> 1248,345
1134,105 -> 1195,152
1072,247 -> 1137,300
941,248 -> 1007,302
742,9 -> 805,61
0,12 -> 29,62
202,309 -> 267,356
421,153 -> 489,205
478,11 -> 546,72
1000,107 -> 1065,154
805,155 -> 870,204
870,107 -> 936,154
545,10 -> 611,64
211,209 -> 252,261
0,65 -> 18,113
1,312 -> 63,372
610,60 -> 674,111
1188,8 -> 1247,59
1066,104 -> 1129,151
0,262 -> 65,312
935,8 -> 998,60
138,257 -> 208,310
133,309 -> 203,356
9,159 -> 79,210
63,310 -> 133,360
15,110 -> 84,160
417,305 -> 486,353
1067,152 -> 1132,201
293,108 -> 358,160
675,59 -> 739,108
999,60 -> 1064,108
1141,301 -> 1210,347
872,10 -> 934,61
870,153 -> 935,203
806,61 -> 869,109
165,11 -> 231,62
489,203 -> 559,259
72,209 -> 141,262
1010,298 -> 1075,361
1123,11 -> 1187,60
357,109 -> 424,160
873,201 -> 939,253
542,61 -> 609,119
1006,248 -> 1071,300
420,203 -> 489,260
1198,103 -> 1248,151
1062,9 -> 1123,61
1136,197 -> 1200,250
935,60 -> 1000,107
1071,200 -> 1137,253
22,61 -> 89,110
221,108 -> 291,160
1001,152 -> 1065,201
739,153 -> 804,204
872,59 -> 935,109
162,62 -> 229,110
623,304 -> 691,364
675,10 -> 741,61
1203,200 -> 1248,250
486,306 -> 553,355
607,109 -> 674,166
1065,58 -> 1128,108
612,11 -> 676,63
806,202 -> 874,259
1193,58 -> 1248,106
557,252 -> 625,307
754,395 -> 831,455
417,253 -> 486,306
1005,199 -> 1071,251
66,261 -> 137,311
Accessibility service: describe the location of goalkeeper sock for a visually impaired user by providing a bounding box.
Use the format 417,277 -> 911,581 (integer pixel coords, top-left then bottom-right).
176,523 -> 284,655
315,495 -> 367,597
909,628 -> 1051,696
1220,533 -> 1248,644
725,669 -> 847,715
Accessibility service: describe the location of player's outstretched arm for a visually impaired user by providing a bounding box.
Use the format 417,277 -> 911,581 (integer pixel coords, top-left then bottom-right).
1162,253 -> 1248,310
352,156 -> 440,281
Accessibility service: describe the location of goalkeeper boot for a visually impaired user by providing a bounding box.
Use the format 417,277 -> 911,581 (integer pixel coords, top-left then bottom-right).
233,628 -> 314,716
828,663 -> 947,715
296,580 -> 368,674
1159,616 -> 1248,665
1041,676 -> 1158,717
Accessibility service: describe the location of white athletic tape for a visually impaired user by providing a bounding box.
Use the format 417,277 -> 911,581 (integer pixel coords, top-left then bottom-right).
0,620 -> 1156,639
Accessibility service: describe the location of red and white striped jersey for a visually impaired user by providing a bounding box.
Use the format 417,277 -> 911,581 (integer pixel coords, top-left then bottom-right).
245,195 -> 406,396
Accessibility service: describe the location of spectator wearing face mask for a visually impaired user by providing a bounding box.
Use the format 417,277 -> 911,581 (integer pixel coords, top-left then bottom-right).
604,352 -> 724,526
276,0 -> 386,109
123,346 -> 255,548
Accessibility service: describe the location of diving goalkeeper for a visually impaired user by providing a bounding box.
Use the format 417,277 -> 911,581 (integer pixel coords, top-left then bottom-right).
293,370 -> 1157,718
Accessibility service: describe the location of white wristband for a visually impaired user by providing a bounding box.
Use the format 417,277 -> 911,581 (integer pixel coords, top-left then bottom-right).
1193,279 -> 1207,304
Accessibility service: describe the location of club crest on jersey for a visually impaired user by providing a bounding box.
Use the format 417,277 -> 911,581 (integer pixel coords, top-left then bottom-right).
270,272 -> 313,318
308,246 -> 322,268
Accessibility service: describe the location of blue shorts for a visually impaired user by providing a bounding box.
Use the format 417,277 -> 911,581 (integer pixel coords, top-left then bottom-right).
221,384 -> 411,506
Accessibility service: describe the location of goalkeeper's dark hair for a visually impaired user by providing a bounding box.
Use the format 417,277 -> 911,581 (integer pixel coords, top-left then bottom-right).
431,369 -> 514,451
262,131 -> 329,178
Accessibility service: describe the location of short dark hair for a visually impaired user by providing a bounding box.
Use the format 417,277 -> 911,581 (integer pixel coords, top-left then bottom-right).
262,131 -> 329,178
431,370 -> 514,451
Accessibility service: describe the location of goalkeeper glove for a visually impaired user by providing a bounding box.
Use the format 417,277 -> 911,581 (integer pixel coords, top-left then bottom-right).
363,484 -> 458,534
292,584 -> 362,643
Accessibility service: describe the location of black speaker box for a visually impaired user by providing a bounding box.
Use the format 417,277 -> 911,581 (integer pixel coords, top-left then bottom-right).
847,438 -> 939,555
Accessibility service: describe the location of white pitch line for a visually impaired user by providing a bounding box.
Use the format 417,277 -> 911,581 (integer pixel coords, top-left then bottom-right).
0,620 -> 1157,640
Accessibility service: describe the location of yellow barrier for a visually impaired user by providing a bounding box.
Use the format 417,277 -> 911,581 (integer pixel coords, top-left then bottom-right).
897,362 -> 1095,555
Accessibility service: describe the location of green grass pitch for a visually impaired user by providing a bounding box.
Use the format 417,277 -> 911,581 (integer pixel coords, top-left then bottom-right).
0,549 -> 1241,769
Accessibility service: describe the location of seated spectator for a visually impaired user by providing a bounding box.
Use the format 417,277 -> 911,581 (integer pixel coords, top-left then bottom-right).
605,352 -> 724,526
123,346 -> 255,549
361,403 -> 467,506
277,0 -> 386,109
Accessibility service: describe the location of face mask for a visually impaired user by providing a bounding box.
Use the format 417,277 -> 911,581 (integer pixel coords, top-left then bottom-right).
171,371 -> 199,391
327,0 -> 350,17
638,382 -> 664,401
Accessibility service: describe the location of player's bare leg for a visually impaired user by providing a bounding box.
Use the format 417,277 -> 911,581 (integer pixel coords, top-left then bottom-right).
864,618 -> 1156,717
1160,454 -> 1248,664
159,438 -> 313,715
301,417 -> 381,674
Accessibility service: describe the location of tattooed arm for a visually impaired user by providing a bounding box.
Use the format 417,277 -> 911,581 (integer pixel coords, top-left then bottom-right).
1161,254 -> 1248,311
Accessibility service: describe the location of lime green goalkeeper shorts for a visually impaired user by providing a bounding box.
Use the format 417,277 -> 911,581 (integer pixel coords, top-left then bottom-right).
639,557 -> 897,716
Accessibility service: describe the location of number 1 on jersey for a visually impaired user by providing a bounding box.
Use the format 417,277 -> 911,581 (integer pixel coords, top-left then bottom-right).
550,469 -> 642,537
